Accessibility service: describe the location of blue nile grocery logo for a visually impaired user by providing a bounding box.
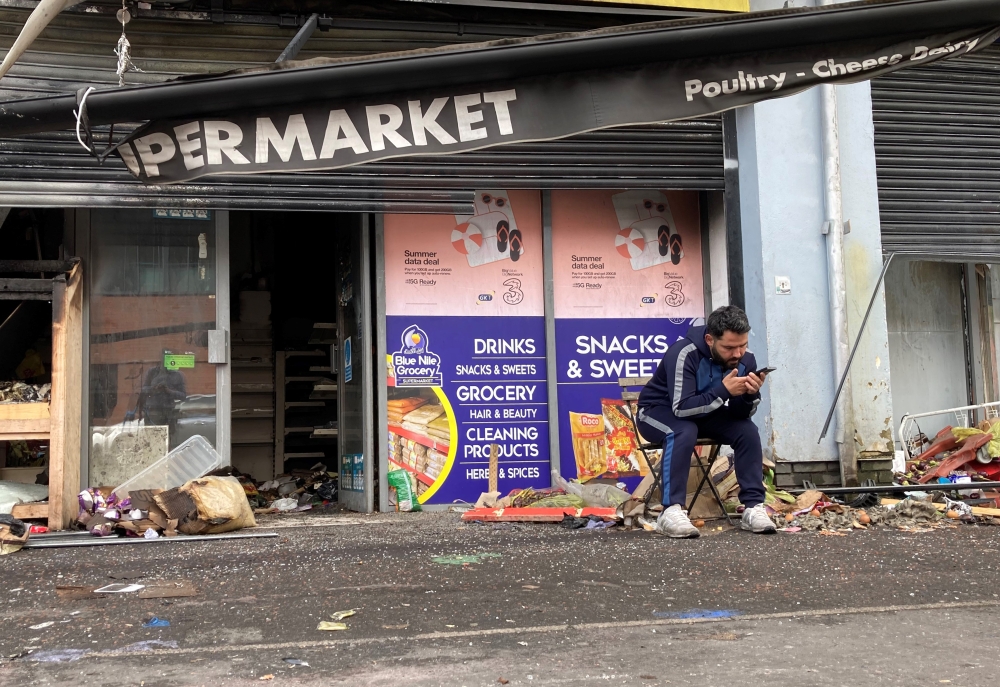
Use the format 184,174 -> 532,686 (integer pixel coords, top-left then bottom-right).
393,325 -> 443,386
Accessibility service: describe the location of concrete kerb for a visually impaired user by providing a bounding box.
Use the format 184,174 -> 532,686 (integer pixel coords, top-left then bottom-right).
44,599 -> 1000,663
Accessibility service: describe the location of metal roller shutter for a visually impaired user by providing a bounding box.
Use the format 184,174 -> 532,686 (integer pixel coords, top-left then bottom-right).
0,7 -> 723,212
872,46 -> 1000,260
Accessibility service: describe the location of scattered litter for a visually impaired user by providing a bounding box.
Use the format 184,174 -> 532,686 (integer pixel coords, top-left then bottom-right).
388,469 -> 422,512
329,609 -> 356,621
142,617 -> 170,628
56,586 -> 98,600
517,641 -> 529,646
0,513 -> 30,554
271,498 -> 298,512
499,679 -> 510,685
432,553 -> 501,565
28,621 -> 54,630
0,380 -> 50,403
138,580 -> 197,599
283,658 -> 310,667
317,621 -> 348,631
26,649 -> 88,663
550,470 -> 629,508
259,676 -> 274,681
653,609 -> 740,619
93,583 -> 144,594
108,571 -> 145,580
112,640 -> 178,653
155,476 -> 256,535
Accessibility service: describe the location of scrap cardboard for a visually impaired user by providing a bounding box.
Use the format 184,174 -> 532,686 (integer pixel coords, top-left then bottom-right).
156,476 -> 256,535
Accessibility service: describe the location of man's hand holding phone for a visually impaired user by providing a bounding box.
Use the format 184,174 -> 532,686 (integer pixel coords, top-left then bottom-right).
723,366 -> 775,396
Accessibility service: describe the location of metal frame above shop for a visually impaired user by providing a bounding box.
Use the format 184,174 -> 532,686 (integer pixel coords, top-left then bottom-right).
0,5 -> 723,211
8,0 -> 1000,135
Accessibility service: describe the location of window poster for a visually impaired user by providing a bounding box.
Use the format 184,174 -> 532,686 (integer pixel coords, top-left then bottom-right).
551,190 -> 705,485
384,190 -> 549,504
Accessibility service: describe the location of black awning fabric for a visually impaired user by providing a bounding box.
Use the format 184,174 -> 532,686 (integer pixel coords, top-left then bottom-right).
2,0 -> 999,138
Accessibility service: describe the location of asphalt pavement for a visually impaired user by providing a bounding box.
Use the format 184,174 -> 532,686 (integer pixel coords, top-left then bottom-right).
2,510 -> 1000,686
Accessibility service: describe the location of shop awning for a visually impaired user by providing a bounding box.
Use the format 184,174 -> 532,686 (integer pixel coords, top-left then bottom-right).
2,0 -> 999,184
0,6 -> 724,212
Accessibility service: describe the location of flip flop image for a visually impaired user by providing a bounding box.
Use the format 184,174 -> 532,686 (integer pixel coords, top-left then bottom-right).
657,225 -> 670,257
496,220 -> 510,253
509,228 -> 523,262
669,231 -> 684,265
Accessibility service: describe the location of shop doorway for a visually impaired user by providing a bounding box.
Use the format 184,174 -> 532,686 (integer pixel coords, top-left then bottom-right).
228,211 -> 374,512
886,260 -> 969,438
84,208 -> 226,489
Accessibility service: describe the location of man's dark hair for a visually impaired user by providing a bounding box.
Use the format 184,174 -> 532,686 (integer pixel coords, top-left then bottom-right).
706,305 -> 751,338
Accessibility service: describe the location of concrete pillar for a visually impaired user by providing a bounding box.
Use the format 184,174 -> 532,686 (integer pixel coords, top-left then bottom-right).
839,82 -> 895,460
734,0 -> 894,473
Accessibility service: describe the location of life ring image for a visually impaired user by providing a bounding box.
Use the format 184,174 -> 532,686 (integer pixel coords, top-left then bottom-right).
615,226 -> 645,259
451,222 -> 483,255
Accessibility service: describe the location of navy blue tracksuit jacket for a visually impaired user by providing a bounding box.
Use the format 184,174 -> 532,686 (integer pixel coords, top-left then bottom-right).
636,324 -> 765,508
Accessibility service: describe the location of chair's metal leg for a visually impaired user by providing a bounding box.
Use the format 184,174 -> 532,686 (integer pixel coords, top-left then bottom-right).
643,450 -> 662,508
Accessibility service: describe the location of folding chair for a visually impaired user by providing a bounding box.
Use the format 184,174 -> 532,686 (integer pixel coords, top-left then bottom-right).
619,377 -> 735,527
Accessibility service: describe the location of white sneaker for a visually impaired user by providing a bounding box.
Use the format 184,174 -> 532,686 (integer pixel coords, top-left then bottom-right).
655,504 -> 700,539
740,504 -> 777,534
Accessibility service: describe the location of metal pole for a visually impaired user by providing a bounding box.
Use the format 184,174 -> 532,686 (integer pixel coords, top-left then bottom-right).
787,480 -> 1000,496
24,532 -> 278,549
275,13 -> 318,63
819,253 -> 896,443
819,75 -> 855,486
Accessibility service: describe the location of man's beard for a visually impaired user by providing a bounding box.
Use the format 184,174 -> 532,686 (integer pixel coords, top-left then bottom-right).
710,344 -> 741,370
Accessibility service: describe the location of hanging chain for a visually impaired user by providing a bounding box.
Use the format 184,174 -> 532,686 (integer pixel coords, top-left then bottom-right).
114,1 -> 143,87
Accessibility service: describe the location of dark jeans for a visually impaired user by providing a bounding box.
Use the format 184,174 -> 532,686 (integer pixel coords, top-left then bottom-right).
637,404 -> 765,509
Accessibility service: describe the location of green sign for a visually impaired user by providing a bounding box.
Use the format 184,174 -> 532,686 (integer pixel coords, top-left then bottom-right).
164,354 -> 195,369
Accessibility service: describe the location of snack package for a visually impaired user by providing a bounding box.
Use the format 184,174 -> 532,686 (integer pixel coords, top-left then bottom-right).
600,398 -> 655,476
570,412 -> 607,479
387,469 -> 422,512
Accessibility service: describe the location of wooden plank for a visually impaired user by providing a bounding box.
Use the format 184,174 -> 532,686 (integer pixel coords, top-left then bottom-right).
0,259 -> 77,273
0,278 -> 53,294
48,264 -> 83,531
0,292 -> 53,301
0,416 -> 50,439
0,434 -> 48,441
11,502 -> 48,520
881,498 -> 1000,517
489,443 -> 498,494
619,377 -> 652,387
461,507 -> 618,522
0,402 -> 50,420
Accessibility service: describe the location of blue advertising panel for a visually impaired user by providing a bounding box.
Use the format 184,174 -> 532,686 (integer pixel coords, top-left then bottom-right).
551,190 -> 706,485
384,190 -> 549,505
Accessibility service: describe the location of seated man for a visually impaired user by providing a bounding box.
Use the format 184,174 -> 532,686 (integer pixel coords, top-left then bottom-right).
637,305 -> 774,538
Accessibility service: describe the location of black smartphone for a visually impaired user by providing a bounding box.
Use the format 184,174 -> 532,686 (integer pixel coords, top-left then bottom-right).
753,366 -> 776,376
